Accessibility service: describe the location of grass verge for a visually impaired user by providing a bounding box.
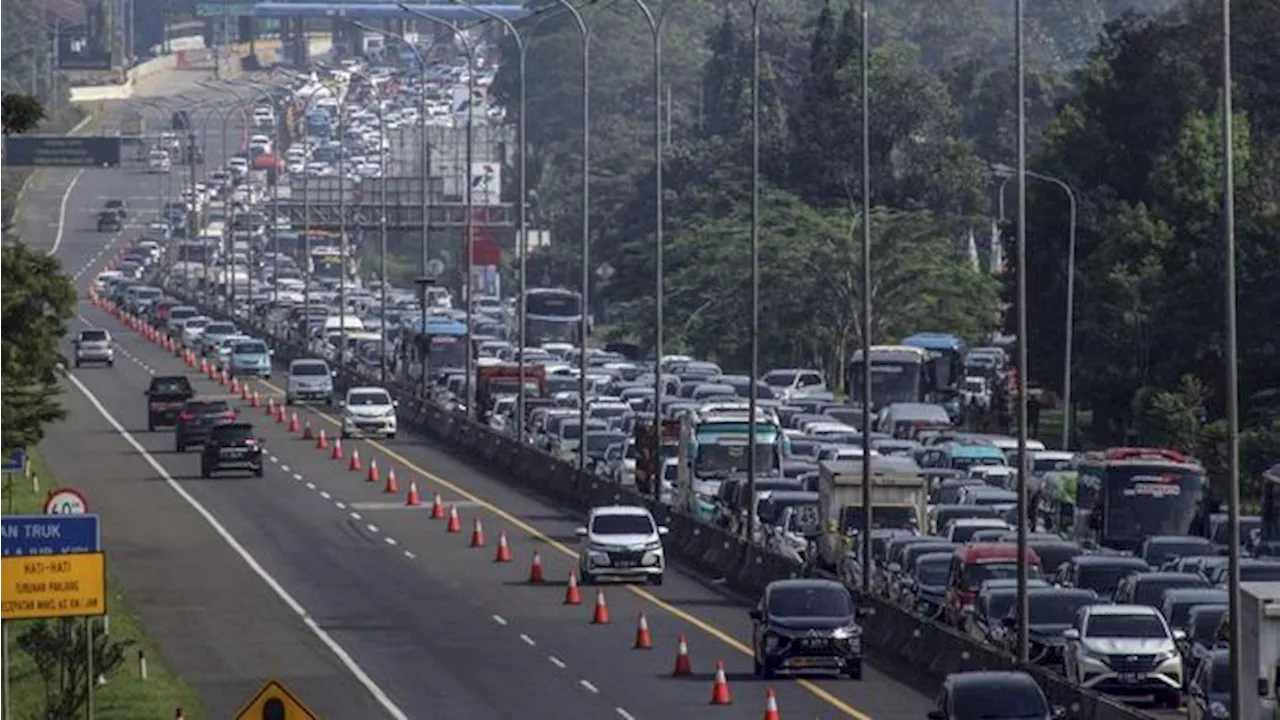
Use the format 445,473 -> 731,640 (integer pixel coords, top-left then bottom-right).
1,450 -> 205,720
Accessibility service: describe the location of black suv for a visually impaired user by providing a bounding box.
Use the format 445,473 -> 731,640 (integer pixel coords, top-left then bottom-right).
751,579 -> 865,679
200,422 -> 264,478
175,399 -> 236,451
97,210 -> 123,233
145,376 -> 194,431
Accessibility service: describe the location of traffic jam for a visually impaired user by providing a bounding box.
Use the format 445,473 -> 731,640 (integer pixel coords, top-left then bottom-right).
81,29 -> 1280,720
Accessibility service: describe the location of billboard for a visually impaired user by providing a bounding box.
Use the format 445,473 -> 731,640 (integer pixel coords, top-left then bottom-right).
2,136 -> 123,167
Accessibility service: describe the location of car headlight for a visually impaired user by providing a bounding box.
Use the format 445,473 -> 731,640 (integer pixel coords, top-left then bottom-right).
644,541 -> 663,552
1154,649 -> 1180,664
831,625 -> 860,640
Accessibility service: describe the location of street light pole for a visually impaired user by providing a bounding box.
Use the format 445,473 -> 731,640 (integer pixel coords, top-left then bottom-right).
747,0 -> 763,541
858,0 -> 874,596
1014,0 -> 1031,666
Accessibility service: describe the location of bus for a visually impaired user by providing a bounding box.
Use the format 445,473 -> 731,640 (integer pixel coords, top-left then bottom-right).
411,316 -> 468,374
309,245 -> 357,283
848,345 -> 927,410
1059,447 -> 1209,552
675,411 -> 784,521
902,332 -> 966,393
523,288 -> 582,346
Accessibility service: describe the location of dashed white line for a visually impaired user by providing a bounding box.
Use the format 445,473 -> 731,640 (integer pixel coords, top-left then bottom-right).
492,614 -> 508,626
281,464 -> 290,472
320,491 -> 331,500
335,501 -> 346,509
615,708 -> 636,720
383,537 -> 397,546
579,680 -> 599,694
548,656 -> 566,669
366,524 -> 379,534
349,511 -> 362,520
292,473 -> 303,481
305,481 -> 316,490
403,550 -> 416,559
268,455 -> 279,464
519,633 -> 536,647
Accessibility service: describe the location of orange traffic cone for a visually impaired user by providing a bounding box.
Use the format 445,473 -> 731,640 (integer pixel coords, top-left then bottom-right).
672,635 -> 693,676
591,589 -> 610,625
494,531 -> 512,563
429,493 -> 445,519
348,448 -> 362,472
762,688 -> 780,720
265,397 -> 275,416
634,612 -> 652,649
220,370 -> 229,386
251,391 -> 261,408
199,359 -> 209,375
446,505 -> 461,533
302,419 -> 313,439
405,480 -> 421,507
275,404 -> 286,423
469,517 -> 486,548
331,438 -> 344,460
564,570 -> 582,605
241,383 -> 251,401
289,412 -> 300,433
367,458 -> 380,484
710,661 -> 732,705
384,466 -> 399,494
528,551 -> 545,583
316,428 -> 329,450
230,378 -> 241,395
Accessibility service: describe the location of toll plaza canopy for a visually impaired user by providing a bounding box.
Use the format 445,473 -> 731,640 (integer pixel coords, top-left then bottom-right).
251,3 -> 533,20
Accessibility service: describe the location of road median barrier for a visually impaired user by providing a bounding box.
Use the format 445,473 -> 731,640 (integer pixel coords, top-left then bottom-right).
157,286 -> 1157,720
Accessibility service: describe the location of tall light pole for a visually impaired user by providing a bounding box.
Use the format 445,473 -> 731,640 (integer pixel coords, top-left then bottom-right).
993,163 -> 1077,450
399,4 -> 478,419
858,0 -> 874,596
1013,0 -> 1031,666
746,0 -> 763,541
1220,0 -> 1241,717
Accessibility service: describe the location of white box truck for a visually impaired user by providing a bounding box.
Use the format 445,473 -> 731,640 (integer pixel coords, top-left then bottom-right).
1240,581 -> 1280,720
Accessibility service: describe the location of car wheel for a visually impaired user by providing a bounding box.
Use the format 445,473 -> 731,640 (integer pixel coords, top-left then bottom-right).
648,573 -> 664,586
846,659 -> 863,680
254,465 -> 264,478
74,359 -> 81,368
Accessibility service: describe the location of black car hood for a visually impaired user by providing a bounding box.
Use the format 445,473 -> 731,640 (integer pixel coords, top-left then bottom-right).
1028,623 -> 1071,644
768,616 -> 855,632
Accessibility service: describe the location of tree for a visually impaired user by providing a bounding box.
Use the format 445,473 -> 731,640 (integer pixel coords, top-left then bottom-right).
1,242 -> 78,449
17,618 -> 131,719
2,92 -> 44,134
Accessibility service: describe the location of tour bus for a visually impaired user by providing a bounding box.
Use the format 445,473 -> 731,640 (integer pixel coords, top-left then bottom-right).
524,288 -> 582,346
848,345 -> 928,410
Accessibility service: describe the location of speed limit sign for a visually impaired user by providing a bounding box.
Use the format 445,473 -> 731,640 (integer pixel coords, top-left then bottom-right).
43,487 -> 89,515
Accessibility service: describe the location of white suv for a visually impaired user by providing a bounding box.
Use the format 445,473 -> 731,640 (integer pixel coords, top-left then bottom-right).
1063,604 -> 1185,708
340,387 -> 397,439
73,328 -> 114,367
576,505 -> 668,586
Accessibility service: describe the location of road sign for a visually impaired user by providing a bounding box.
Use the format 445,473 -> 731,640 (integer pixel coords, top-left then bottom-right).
1,447 -> 27,473
235,679 -> 317,720
470,162 -> 502,207
1,515 -> 101,556
2,136 -> 123,168
43,488 -> 90,515
196,3 -> 256,17
0,551 -> 107,620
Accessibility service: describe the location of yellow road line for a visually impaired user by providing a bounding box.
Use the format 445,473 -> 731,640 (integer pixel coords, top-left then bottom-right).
253,377 -> 873,720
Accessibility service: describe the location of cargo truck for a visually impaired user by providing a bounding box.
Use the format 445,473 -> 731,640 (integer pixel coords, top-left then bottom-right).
1239,582 -> 1280,720
816,457 -> 928,574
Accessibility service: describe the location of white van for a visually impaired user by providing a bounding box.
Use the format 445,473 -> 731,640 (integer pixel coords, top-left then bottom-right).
148,149 -> 171,173
286,358 -> 335,405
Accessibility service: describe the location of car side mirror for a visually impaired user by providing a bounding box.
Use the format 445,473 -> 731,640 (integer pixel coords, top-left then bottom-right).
1062,628 -> 1080,641
749,608 -> 763,622
657,526 -> 669,535
1172,629 -> 1187,642
574,527 -> 588,537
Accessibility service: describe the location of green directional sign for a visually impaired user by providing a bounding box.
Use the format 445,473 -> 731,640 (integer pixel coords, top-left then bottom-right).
196,3 -> 256,17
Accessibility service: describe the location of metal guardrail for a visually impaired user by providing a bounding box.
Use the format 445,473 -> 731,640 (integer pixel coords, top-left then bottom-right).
159,283 -> 1158,720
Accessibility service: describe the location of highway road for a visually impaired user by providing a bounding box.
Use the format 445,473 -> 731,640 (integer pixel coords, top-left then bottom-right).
40,69 -> 938,719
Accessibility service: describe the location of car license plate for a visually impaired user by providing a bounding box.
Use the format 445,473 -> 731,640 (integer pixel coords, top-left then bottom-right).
1118,673 -> 1143,684
802,638 -> 828,649
789,656 -> 823,667
220,449 -> 246,458
613,560 -> 635,568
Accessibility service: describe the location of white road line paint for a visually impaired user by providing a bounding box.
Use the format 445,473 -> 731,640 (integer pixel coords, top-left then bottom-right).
579,680 -> 599,694
616,708 -> 636,720
383,537 -> 397,546
335,501 -> 346,509
548,656 -> 566,669
62,372 -> 410,719
366,524 -> 379,534
305,481 -> 316,490
281,464 -> 290,472
349,512 -> 362,520
491,614 -> 507,626
269,455 -> 279,463
519,634 -> 535,647
50,170 -> 86,255
292,473 -> 303,481
403,550 -> 415,559
319,491 -> 331,500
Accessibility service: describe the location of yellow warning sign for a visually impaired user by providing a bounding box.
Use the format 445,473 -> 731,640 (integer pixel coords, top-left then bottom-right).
0,552 -> 106,621
235,679 -> 318,720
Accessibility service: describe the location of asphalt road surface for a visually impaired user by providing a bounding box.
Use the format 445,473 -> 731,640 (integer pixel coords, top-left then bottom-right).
41,69 -> 937,719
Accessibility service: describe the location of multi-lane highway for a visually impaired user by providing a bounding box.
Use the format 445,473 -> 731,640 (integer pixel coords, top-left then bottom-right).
37,73 -> 939,718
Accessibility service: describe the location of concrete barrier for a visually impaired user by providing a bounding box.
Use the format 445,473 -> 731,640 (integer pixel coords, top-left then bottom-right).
159,286 -> 1161,720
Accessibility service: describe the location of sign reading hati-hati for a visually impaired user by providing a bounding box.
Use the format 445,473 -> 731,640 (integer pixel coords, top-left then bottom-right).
43,487 -> 90,515
0,552 -> 107,621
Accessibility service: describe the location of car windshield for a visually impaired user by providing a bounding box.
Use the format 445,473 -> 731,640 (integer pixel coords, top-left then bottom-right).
206,323 -> 235,335
1076,563 -> 1145,595
80,330 -> 108,342
292,363 -> 329,376
234,341 -> 267,354
212,424 -> 254,441
763,371 -> 798,388
185,318 -> 209,329
916,558 -> 951,586
1026,593 -> 1094,625
1190,607 -> 1228,644
950,685 -> 1047,720
1086,613 -> 1168,639
348,391 -> 391,406
768,586 -> 852,618
186,400 -> 230,414
591,514 -> 653,536
150,378 -> 190,395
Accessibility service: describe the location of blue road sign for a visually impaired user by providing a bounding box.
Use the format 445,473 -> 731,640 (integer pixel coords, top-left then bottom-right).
1,515 -> 101,556
1,448 -> 27,473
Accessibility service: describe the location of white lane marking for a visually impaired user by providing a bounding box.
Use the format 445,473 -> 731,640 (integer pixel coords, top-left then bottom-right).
50,170 -> 86,255
616,709 -> 636,720
579,680 -> 599,694
548,656 -> 566,669
403,550 -> 416,559
305,481 -> 316,490
384,537 -> 397,546
520,634 -> 535,647
293,473 -> 303,481
319,491 -> 331,500
61,372 -> 410,719
281,464 -> 290,472
269,455 -> 279,464
349,512 -> 362,520
366,524 -> 379,534
492,614 -> 507,626
335,501 -> 347,510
